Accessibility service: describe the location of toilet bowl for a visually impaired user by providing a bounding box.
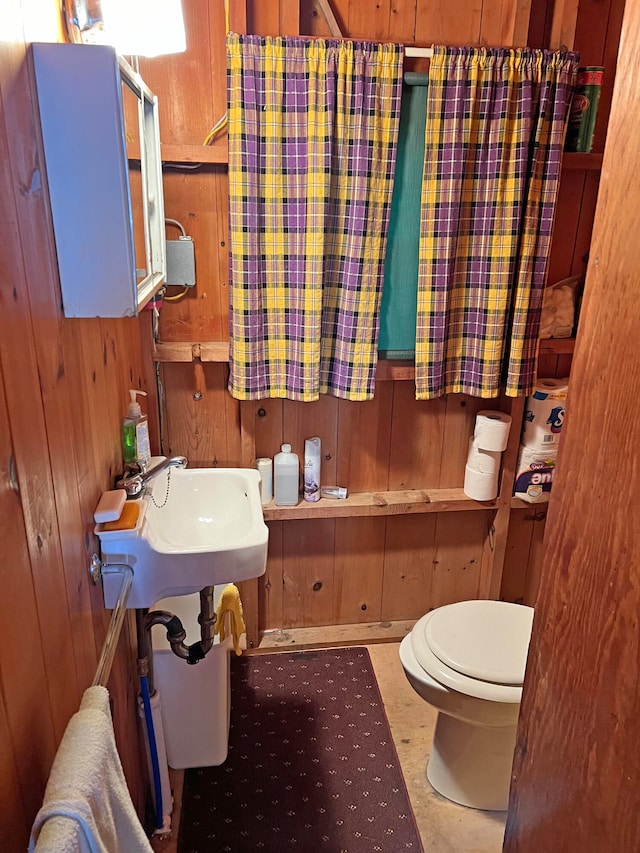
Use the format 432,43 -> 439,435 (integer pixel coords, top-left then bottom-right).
399,600 -> 533,811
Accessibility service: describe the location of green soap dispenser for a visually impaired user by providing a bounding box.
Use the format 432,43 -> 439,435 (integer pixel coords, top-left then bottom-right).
122,390 -> 151,469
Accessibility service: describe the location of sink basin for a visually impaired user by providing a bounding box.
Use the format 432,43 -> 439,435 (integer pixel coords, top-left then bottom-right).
96,465 -> 268,608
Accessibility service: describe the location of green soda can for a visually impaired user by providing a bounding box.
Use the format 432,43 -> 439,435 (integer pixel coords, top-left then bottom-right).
565,66 -> 604,153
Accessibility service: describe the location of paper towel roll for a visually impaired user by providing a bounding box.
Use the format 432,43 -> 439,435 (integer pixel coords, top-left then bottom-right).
522,379 -> 568,450
514,445 -> 557,503
474,411 -> 512,452
464,464 -> 499,501
467,437 -> 502,475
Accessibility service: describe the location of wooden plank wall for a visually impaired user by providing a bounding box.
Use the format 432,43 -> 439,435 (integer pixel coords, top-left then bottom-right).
139,0 -> 624,634
140,0 -> 537,639
504,0 -> 640,843
0,0 -> 157,845
500,0 -> 625,607
0,0 -> 626,846
250,393 -> 498,630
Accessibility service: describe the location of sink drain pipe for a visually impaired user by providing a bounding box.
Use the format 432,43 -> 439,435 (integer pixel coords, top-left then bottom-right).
145,585 -> 217,665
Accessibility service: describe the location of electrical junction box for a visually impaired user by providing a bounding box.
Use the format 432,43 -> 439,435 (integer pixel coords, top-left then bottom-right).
166,236 -> 196,287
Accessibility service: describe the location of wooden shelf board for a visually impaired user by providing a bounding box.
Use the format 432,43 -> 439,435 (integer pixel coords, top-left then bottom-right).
511,496 -> 550,510
160,142 -> 228,164
538,338 -> 576,354
151,345 -> 571,370
562,152 -> 603,170
376,359 -> 416,380
152,340 -> 229,362
262,488 -> 497,520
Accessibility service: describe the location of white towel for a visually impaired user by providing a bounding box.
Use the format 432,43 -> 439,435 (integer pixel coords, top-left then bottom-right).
29,706 -> 153,853
79,686 -> 111,716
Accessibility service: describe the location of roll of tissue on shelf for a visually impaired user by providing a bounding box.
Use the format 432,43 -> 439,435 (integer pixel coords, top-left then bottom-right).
256,457 -> 273,505
304,437 -> 321,502
274,444 -> 299,506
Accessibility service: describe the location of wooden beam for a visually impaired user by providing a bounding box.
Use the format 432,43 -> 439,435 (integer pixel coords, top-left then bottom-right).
549,0 -> 580,49
160,143 -> 228,165
316,0 -> 343,37
280,0 -> 300,35
478,396 -> 525,600
152,341 -> 229,362
228,0 -> 247,33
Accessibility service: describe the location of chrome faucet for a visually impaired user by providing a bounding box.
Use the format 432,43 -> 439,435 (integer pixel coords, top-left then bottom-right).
116,455 -> 188,497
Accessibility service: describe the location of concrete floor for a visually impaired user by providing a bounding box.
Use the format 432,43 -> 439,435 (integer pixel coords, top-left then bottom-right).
152,642 -> 507,853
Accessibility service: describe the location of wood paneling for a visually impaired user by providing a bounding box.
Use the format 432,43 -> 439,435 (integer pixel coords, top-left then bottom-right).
282,519 -> 336,627
381,514 -> 438,620
415,0 -> 483,45
505,0 -> 640,845
3,0 -> 625,845
430,512 -> 486,606
333,518 -> 386,623
0,1 -> 152,843
157,167 -> 230,342
500,506 -> 547,604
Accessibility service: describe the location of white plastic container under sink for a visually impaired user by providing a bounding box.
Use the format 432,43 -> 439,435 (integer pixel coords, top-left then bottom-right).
151,587 -> 233,768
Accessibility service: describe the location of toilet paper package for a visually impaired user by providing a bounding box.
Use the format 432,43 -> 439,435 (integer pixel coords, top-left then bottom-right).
473,411 -> 512,452
513,445 -> 557,503
522,379 -> 568,450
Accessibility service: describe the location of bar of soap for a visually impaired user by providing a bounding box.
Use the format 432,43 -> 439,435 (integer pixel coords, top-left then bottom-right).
94,490 -> 126,523
101,502 -> 140,531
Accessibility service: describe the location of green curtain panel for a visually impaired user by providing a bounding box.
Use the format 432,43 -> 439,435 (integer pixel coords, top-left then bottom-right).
378,73 -> 429,360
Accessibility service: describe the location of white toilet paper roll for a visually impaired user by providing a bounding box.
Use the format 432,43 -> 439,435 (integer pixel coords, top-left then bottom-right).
464,464 -> 499,501
467,437 -> 502,475
255,457 -> 273,505
522,378 -> 568,450
474,411 -> 512,452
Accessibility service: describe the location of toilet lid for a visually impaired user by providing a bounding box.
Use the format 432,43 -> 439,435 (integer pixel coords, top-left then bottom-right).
425,601 -> 534,685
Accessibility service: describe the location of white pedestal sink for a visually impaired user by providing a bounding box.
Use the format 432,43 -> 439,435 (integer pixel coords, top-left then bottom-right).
95,466 -> 268,608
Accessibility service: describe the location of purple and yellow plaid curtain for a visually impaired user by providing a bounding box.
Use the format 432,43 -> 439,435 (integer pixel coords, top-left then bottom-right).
227,34 -> 403,401
416,47 -> 578,399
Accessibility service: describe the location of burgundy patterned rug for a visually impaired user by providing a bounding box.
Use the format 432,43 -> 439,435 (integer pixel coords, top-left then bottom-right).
178,647 -> 423,853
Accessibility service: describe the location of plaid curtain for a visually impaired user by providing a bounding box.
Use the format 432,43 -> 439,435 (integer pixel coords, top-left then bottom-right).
227,34 -> 403,401
416,47 -> 579,399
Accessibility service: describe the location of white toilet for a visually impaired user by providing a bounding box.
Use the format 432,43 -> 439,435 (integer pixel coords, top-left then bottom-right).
399,599 -> 533,811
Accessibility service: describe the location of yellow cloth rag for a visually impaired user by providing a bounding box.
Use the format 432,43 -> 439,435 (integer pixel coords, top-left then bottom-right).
214,584 -> 246,655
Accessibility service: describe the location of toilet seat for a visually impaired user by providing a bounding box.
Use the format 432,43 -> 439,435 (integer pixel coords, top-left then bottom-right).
410,602 -> 533,704
426,600 -> 534,684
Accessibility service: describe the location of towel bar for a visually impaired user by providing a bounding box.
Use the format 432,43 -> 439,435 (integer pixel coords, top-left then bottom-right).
91,557 -> 134,687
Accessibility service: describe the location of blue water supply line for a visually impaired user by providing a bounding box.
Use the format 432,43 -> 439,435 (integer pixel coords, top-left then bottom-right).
139,673 -> 164,831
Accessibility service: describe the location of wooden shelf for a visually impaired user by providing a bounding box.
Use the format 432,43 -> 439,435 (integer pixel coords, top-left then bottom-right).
152,340 -> 229,362
262,488 -> 497,520
511,496 -> 550,510
145,146 -> 599,169
160,143 -> 228,165
538,338 -> 575,355
562,152 -> 603,170
152,343 -> 573,366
